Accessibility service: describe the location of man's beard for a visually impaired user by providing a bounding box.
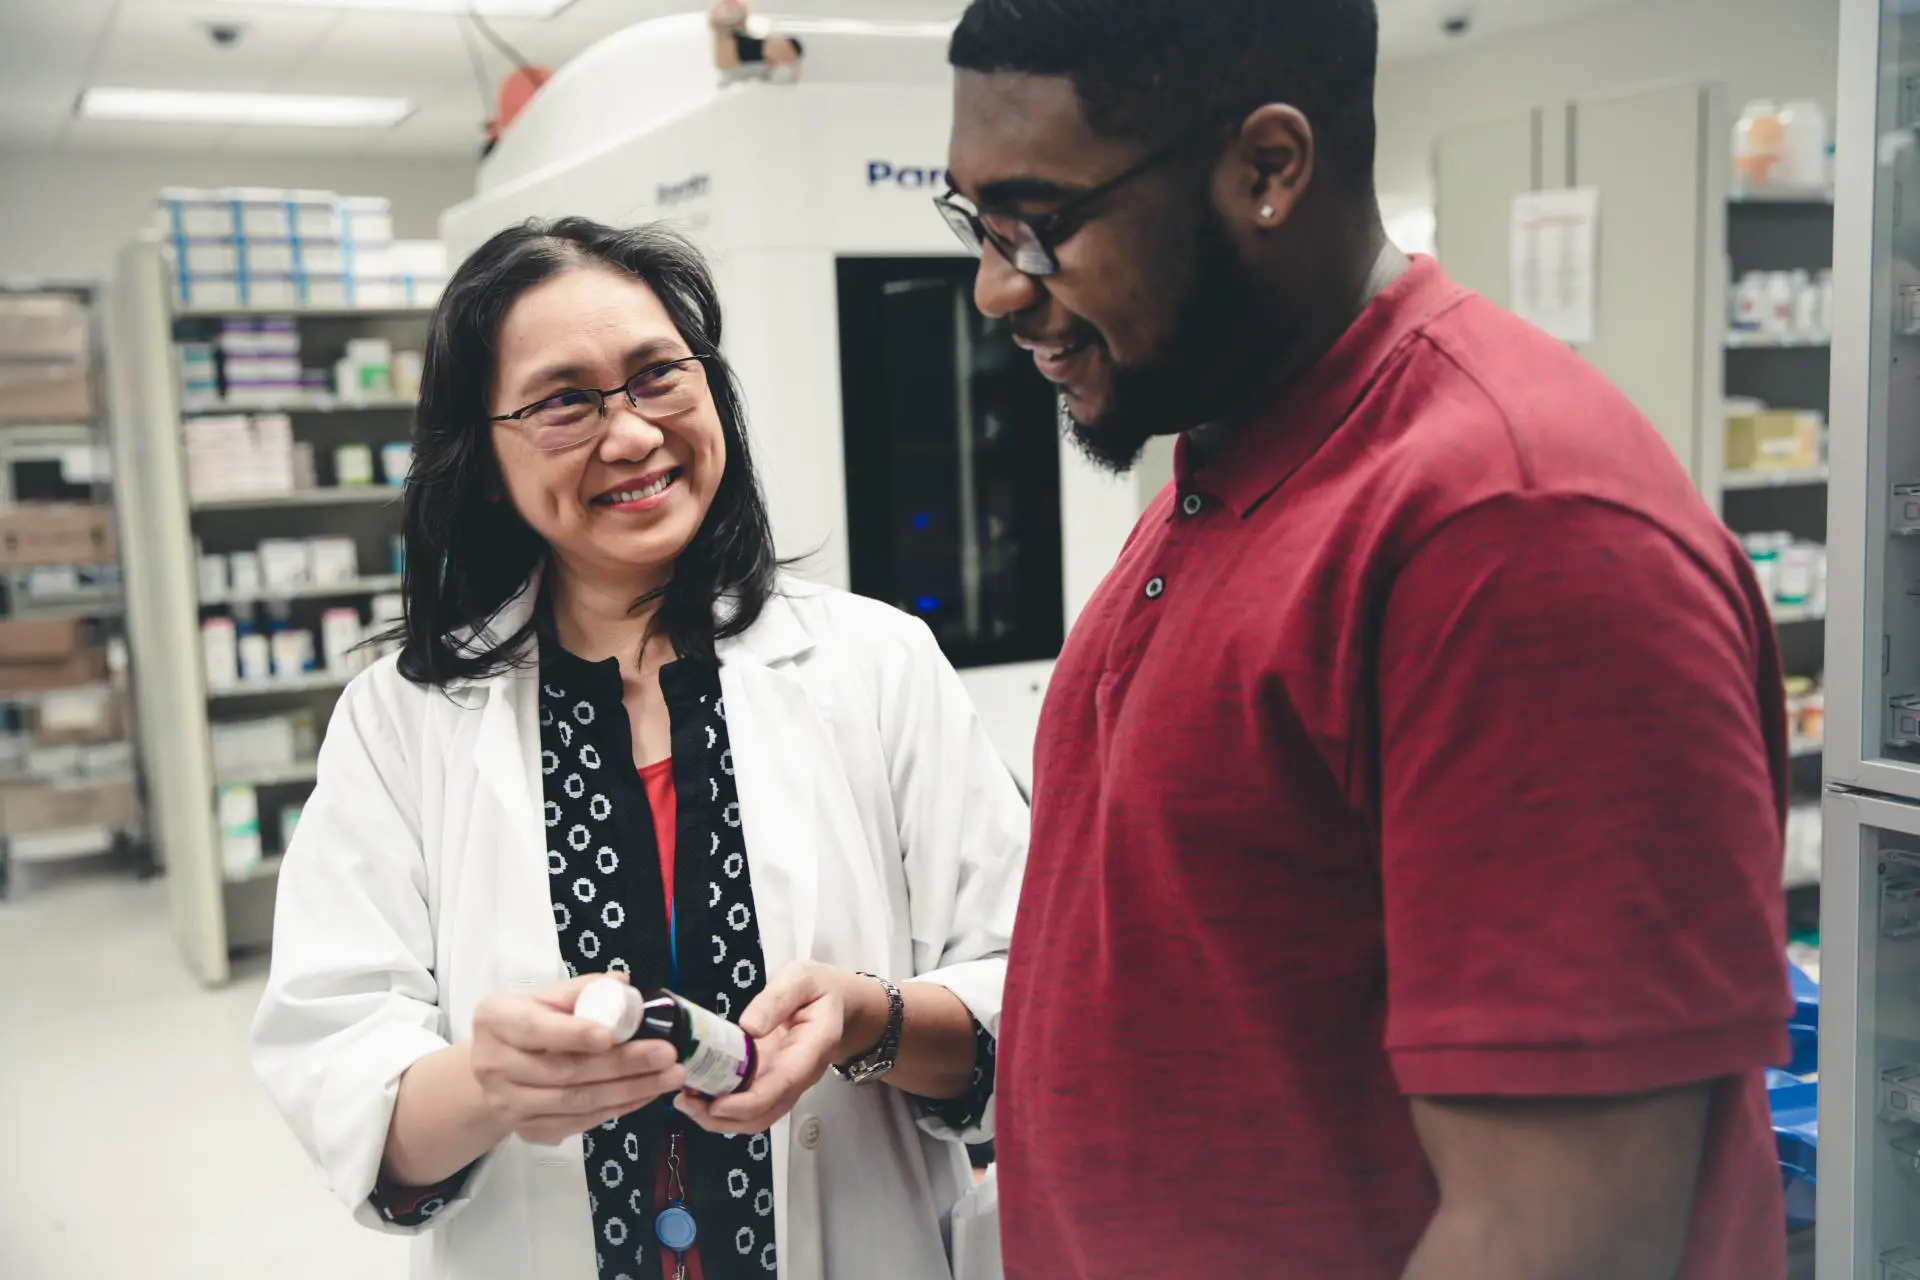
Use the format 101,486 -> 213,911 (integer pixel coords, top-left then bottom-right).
1066,212 -> 1254,474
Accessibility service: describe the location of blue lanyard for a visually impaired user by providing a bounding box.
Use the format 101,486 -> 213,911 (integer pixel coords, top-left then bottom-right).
667,894 -> 679,991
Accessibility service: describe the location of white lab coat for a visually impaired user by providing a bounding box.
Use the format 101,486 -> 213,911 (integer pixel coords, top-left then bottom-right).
252,577 -> 1024,1280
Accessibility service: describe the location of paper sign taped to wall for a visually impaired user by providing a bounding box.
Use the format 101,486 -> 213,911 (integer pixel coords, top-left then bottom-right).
1509,187 -> 1599,345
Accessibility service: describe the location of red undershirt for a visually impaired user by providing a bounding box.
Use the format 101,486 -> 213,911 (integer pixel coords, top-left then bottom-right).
638,758 -> 705,1280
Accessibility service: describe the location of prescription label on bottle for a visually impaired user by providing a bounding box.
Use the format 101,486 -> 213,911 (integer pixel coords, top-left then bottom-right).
679,998 -> 752,1097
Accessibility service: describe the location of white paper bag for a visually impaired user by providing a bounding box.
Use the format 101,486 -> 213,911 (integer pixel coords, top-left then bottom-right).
949,1165 -> 1003,1280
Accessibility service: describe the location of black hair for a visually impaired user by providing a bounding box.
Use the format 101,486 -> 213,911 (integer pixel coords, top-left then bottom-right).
390,217 -> 779,687
949,0 -> 1380,190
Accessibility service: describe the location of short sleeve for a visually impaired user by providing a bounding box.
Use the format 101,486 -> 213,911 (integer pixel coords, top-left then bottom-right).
1378,495 -> 1791,1097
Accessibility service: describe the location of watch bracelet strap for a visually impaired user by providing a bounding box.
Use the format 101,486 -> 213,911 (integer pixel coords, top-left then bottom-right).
837,972 -> 903,1081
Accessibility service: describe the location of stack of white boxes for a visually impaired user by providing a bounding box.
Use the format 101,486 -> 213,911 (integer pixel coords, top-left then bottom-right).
158,188 -> 410,310
185,414 -> 295,500
215,319 -> 306,406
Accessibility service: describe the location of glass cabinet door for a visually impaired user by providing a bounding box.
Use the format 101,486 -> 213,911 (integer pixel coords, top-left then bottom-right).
835,257 -> 1064,670
1819,792 -> 1920,1278
1834,0 -> 1920,790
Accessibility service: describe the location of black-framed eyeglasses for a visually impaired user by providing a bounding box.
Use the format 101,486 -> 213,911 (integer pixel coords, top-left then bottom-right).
490,353 -> 715,452
933,136 -> 1187,278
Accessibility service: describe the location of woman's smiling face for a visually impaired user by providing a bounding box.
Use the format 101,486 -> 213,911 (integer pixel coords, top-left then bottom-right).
488,263 -> 727,588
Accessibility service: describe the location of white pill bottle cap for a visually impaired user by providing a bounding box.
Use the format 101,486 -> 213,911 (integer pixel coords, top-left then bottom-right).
573,977 -> 643,1043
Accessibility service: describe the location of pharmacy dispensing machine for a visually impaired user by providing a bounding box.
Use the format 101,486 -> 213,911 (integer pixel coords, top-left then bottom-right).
1818,0 -> 1920,1273
440,15 -> 1142,788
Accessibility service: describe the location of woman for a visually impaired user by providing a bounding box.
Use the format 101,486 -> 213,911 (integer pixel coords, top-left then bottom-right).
252,218 -> 1023,1280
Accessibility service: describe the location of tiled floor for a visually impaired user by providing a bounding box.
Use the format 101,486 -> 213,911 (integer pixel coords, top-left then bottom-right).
0,857 -> 408,1280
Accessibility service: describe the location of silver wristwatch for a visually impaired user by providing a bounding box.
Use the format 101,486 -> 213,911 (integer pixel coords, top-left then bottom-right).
832,973 -> 903,1086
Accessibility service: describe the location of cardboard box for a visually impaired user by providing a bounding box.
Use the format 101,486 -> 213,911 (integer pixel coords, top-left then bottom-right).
0,295 -> 88,363
32,687 -> 125,746
1726,409 -> 1823,473
0,647 -> 109,695
0,504 -> 115,568
0,618 -> 83,661
0,363 -> 93,423
0,777 -> 136,836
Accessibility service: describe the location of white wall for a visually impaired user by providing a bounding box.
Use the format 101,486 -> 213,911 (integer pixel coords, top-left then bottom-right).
0,148 -> 479,285
1374,0 -> 1840,211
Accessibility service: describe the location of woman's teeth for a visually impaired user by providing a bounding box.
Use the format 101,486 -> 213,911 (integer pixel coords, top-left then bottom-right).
599,472 -> 677,505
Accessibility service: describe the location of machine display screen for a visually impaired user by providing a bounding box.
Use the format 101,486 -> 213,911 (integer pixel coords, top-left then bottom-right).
837,257 -> 1065,670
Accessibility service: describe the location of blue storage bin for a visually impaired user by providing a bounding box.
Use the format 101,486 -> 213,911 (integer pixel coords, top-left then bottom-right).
1786,962 -> 1819,1076
1769,1049 -> 1818,1234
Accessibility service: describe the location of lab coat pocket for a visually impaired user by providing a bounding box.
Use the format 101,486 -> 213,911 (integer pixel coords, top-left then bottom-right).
948,1166 -> 1003,1280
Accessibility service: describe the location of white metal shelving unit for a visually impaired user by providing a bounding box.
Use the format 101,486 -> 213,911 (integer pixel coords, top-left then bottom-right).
0,281 -> 153,900
1717,182 -> 1834,922
109,236 -> 426,983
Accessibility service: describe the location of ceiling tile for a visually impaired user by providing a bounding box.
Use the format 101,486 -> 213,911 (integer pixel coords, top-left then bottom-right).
0,0 -> 118,75
90,0 -> 344,90
359,93 -> 490,157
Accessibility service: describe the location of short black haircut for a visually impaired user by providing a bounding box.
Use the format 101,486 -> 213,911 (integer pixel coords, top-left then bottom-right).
390,217 -> 778,686
949,0 -> 1380,190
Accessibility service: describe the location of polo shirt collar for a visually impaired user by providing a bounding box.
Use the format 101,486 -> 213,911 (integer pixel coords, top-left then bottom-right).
1179,254 -> 1462,518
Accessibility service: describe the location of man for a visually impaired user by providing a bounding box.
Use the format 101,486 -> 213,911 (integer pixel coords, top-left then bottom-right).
939,2 -> 1791,1277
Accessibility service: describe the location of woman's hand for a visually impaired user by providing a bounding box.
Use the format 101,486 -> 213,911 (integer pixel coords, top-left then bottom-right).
470,972 -> 688,1148
675,960 -> 877,1135
709,0 -> 747,32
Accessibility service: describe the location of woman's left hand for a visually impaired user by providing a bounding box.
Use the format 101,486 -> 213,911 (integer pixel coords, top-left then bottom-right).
675,959 -> 862,1135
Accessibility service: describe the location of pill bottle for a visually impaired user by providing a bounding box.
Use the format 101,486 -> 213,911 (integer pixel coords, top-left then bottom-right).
575,978 -> 758,1098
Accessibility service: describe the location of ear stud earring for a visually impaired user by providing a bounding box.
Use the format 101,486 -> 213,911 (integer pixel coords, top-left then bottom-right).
1260,205 -> 1277,220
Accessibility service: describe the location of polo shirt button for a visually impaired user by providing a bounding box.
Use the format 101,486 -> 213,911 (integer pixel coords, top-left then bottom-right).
1181,493 -> 1204,517
798,1117 -> 824,1149
1145,576 -> 1166,600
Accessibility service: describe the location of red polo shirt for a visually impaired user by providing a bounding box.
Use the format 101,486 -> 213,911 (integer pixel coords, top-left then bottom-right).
999,258 -> 1791,1278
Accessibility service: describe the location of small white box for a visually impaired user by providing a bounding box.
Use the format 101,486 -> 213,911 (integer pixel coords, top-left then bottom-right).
258,539 -> 313,592
340,195 -> 395,245
352,278 -> 404,307
25,743 -> 82,778
322,607 -> 364,676
391,240 -> 449,278
303,276 -> 350,308
290,190 -> 341,240
350,245 -> 396,281
81,742 -> 133,775
38,687 -> 114,735
299,243 -> 346,276
236,189 -> 295,240
245,276 -> 299,309
177,277 -> 242,309
224,355 -> 303,383
309,537 -> 359,585
181,241 -> 240,274
243,240 -> 297,275
211,716 -> 298,774
229,552 -> 263,597
160,187 -> 237,239
404,277 -> 448,307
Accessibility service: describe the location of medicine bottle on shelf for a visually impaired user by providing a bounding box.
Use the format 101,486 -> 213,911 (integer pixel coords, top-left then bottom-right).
574,978 -> 758,1098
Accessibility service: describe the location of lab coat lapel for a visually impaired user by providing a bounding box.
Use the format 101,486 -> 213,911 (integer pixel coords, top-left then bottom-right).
473,659 -> 567,985
718,593 -> 822,975
722,662 -> 819,974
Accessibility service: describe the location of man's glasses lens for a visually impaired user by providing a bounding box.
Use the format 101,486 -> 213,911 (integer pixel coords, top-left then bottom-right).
934,195 -> 1057,278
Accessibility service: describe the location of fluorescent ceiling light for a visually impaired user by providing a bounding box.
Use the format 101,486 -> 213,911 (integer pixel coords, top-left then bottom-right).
212,0 -> 577,14
77,88 -> 414,128
764,16 -> 959,38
